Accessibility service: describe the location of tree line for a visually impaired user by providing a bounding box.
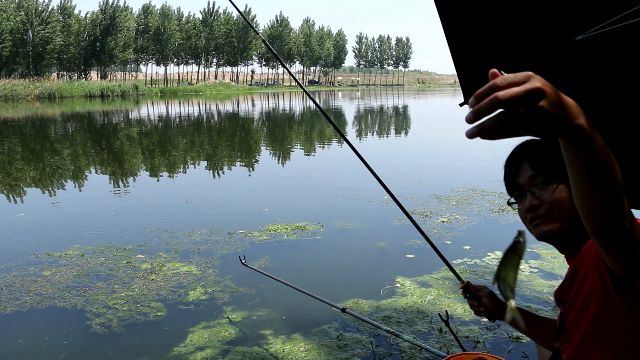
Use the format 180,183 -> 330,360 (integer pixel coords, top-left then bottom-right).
0,0 -> 414,86
352,32 -> 413,86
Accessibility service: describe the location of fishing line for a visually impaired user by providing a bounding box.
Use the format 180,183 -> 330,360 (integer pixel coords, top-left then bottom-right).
228,0 -> 463,284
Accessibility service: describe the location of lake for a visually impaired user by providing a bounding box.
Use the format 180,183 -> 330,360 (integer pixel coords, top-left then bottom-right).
0,89 -> 565,360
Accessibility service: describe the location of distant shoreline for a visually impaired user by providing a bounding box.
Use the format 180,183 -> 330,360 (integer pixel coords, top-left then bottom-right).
0,71 -> 458,101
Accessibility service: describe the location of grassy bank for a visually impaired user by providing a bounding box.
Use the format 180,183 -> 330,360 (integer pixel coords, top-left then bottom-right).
0,80 -> 300,101
0,70 -> 458,101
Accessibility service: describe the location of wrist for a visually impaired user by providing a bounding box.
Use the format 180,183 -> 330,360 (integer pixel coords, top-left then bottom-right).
557,94 -> 589,138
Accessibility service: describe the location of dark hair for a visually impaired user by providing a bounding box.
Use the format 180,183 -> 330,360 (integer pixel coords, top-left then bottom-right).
504,138 -> 569,196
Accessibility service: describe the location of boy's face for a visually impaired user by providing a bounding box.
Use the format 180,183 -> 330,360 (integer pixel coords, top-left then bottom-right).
514,162 -> 582,248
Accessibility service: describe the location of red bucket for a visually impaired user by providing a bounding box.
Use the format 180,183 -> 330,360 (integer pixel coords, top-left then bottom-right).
444,352 -> 504,360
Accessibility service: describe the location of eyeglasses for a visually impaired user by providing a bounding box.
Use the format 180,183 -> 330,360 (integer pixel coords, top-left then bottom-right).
507,180 -> 559,210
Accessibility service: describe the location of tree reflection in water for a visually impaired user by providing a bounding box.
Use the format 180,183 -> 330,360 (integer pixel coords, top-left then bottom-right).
0,91 -> 411,203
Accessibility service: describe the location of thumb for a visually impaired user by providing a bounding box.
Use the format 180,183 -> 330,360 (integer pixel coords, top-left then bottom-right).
488,68 -> 503,81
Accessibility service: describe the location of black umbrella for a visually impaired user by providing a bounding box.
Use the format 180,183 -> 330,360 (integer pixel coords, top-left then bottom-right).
435,0 -> 640,208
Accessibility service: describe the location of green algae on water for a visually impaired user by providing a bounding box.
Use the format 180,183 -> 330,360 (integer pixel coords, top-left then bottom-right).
166,243 -> 565,359
0,244 -> 241,334
232,222 -> 323,242
399,188 -> 519,234
170,309 -> 372,360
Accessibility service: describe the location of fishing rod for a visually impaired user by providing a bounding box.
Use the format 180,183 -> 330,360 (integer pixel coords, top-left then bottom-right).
239,255 -> 449,358
228,0 -> 463,284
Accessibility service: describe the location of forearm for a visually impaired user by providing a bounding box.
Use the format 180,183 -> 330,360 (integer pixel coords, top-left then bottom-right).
557,99 -> 638,272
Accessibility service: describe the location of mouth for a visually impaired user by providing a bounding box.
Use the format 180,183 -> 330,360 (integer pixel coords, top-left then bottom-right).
528,214 -> 545,228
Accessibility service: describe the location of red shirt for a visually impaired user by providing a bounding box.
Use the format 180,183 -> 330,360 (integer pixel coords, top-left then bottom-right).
553,239 -> 639,359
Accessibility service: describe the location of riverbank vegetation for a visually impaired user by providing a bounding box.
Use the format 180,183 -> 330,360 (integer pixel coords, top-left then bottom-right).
0,0 -> 420,100
0,70 -> 457,100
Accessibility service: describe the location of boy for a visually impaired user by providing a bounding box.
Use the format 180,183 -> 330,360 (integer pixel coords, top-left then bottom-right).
460,69 -> 640,359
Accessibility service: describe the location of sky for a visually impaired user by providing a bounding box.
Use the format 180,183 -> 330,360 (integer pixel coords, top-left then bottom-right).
73,0 -> 457,74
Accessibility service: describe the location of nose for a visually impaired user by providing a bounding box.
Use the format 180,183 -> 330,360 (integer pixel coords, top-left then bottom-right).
519,191 -> 543,212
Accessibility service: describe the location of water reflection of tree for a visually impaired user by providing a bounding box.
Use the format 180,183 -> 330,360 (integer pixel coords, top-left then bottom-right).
353,104 -> 411,139
0,94 -> 351,203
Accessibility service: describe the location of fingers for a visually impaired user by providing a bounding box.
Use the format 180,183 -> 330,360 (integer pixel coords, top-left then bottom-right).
488,68 -> 502,81
460,281 -> 474,299
460,282 -> 498,319
467,70 -> 533,110
465,111 -> 535,140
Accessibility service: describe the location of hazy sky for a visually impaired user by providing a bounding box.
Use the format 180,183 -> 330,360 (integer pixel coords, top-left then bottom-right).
73,0 -> 457,74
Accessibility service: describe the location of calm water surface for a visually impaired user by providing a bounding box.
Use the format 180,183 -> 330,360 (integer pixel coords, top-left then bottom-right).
0,89 -> 559,359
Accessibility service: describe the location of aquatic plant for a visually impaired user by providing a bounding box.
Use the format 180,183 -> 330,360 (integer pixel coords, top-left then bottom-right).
0,244 -> 240,334
402,188 -> 519,232
231,222 -> 323,242
166,242 -> 566,359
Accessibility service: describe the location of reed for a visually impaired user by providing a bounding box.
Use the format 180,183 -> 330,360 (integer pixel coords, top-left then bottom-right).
0,80 -> 287,100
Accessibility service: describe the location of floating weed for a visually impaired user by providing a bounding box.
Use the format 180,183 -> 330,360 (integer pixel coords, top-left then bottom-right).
262,328 -> 371,360
0,244 -> 242,334
235,223 -> 323,242
170,308 -> 248,359
165,262 -> 199,274
184,227 -> 245,254
431,188 -> 516,220
224,347 -> 275,360
324,244 -> 566,357
167,243 -> 564,359
525,247 -> 568,275
264,223 -> 319,233
410,209 -> 436,219
187,285 -> 215,302
171,310 -> 377,359
400,188 -> 519,240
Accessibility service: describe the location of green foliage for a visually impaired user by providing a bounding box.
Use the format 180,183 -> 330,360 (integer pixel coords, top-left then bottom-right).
134,2 -> 157,69
332,29 -> 348,70
12,0 -> 59,78
0,0 -> 413,84
297,17 -> 317,70
199,0 -> 221,71
262,11 -> 295,70
233,5 -> 259,69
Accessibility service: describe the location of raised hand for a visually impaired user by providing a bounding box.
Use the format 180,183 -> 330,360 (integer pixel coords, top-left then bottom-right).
464,69 -> 586,140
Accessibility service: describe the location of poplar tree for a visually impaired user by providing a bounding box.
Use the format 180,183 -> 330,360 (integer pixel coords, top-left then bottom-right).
352,32 -> 366,82
331,29 -> 348,84
297,17 -> 317,84
262,11 -> 294,85
153,3 -> 178,86
14,0 -> 59,78
199,1 -> 220,81
134,2 -> 157,85
401,36 -> 413,85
